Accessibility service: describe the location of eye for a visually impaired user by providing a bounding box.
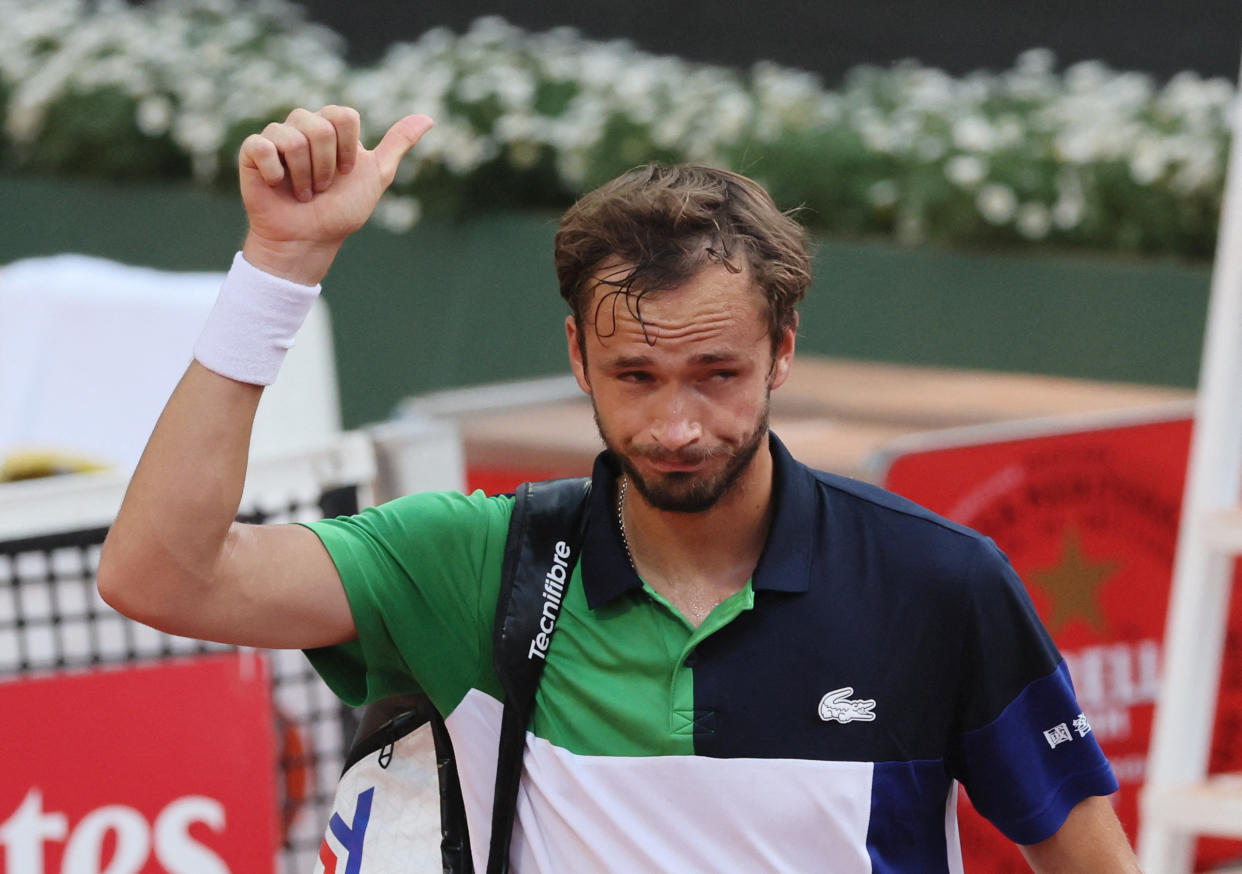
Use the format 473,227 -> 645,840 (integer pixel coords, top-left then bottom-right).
707,370 -> 738,382
618,371 -> 653,384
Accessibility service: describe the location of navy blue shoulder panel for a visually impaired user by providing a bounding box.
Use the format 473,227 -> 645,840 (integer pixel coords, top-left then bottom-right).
693,443 -> 1062,764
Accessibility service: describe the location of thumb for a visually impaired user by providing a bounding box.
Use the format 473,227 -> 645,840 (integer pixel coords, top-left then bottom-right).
374,114 -> 434,185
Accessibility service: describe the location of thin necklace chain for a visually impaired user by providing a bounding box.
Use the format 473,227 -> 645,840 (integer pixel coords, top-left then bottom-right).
618,476 -> 732,621
617,476 -> 634,568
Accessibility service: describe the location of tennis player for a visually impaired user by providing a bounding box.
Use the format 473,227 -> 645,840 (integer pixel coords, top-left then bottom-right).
100,105 -> 1141,872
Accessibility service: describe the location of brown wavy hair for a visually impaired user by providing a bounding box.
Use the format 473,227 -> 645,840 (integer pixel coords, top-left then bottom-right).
555,163 -> 813,355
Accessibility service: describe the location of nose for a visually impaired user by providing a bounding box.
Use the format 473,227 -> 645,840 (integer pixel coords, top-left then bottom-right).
648,391 -> 701,450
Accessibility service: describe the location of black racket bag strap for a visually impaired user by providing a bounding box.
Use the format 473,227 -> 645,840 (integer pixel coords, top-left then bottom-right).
337,475 -> 590,874
486,476 -> 591,874
341,694 -> 472,872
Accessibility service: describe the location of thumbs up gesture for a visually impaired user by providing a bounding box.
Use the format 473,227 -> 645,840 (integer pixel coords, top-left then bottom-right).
237,106 -> 434,284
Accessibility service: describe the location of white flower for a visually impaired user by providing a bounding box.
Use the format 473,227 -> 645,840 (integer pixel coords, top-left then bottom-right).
172,113 -> 225,156
1129,138 -> 1167,185
714,91 -> 754,141
1065,60 -> 1112,94
1016,48 -> 1057,76
855,112 -> 896,153
993,114 -> 1025,148
577,47 -> 629,88
1015,202 -> 1052,239
1053,195 -> 1085,230
433,124 -> 497,175
4,97 -> 43,145
976,183 -> 1018,224
1055,129 -> 1097,165
866,179 -> 899,208
945,154 -> 987,188
136,95 -> 173,136
372,194 -> 422,233
191,151 -> 219,183
902,67 -> 955,112
1052,169 -> 1086,230
953,115 -> 995,153
556,148 -> 590,187
1170,151 -> 1220,196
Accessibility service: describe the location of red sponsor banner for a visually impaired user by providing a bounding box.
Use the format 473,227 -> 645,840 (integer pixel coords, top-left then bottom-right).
882,414 -> 1242,870
0,652 -> 278,873
466,465 -> 570,498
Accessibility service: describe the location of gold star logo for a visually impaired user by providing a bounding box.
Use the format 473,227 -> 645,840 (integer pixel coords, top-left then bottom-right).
1029,527 -> 1119,635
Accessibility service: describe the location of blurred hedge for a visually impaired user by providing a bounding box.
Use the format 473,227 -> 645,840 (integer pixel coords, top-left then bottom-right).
2,0 -> 1234,259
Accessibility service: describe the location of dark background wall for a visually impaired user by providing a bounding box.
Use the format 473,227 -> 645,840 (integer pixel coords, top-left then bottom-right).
293,0 -> 1241,82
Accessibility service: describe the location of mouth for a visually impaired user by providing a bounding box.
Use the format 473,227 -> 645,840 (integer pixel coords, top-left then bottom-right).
634,446 -> 729,476
645,457 -> 707,474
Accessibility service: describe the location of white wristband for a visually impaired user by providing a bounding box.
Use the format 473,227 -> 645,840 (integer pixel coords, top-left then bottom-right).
193,252 -> 322,386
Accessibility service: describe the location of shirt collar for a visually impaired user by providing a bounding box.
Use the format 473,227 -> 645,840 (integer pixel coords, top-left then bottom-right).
579,432 -> 815,610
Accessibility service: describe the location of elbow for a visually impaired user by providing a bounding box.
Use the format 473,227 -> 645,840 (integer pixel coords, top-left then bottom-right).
96,533 -> 142,619
96,531 -> 177,628
97,523 -> 233,635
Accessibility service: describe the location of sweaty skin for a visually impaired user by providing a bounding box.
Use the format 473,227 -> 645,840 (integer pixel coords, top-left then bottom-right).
567,259 -> 794,628
97,107 -> 433,649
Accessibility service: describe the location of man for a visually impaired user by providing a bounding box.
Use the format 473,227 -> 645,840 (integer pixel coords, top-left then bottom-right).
99,106 -> 1141,872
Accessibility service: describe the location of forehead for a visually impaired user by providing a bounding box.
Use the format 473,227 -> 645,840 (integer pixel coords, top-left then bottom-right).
581,261 -> 768,353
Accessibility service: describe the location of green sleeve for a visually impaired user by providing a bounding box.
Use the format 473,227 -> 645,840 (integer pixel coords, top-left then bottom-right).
299,489 -> 514,714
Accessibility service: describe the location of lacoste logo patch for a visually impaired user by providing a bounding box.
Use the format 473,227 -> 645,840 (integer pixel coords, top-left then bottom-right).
818,687 -> 877,723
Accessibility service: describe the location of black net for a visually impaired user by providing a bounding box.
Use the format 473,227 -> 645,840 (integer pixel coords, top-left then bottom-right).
0,484 -> 365,874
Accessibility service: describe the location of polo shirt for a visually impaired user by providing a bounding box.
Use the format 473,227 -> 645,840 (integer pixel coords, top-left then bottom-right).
304,434 -> 1118,873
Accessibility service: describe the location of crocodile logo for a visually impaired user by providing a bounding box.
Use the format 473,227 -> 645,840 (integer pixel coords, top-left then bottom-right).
818,687 -> 877,723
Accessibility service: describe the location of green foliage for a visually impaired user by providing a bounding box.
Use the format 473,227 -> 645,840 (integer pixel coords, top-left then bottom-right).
21,87 -> 190,179
0,1 -> 1232,258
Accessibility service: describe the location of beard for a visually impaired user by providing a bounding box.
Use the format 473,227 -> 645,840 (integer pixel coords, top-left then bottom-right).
593,397 -> 770,513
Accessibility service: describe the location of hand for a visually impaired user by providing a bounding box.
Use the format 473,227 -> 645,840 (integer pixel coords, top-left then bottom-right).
238,105 -> 434,284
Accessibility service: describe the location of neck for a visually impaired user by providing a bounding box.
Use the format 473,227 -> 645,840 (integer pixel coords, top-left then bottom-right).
621,439 -> 775,585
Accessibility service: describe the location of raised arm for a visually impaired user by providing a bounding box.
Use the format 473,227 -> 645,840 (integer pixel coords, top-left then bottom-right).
97,106 -> 433,649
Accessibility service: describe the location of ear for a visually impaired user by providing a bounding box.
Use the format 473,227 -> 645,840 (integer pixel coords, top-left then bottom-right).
566,315 -> 592,394
768,315 -> 798,390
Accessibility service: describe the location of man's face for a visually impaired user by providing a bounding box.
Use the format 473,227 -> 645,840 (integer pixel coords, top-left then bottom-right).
567,260 -> 795,513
